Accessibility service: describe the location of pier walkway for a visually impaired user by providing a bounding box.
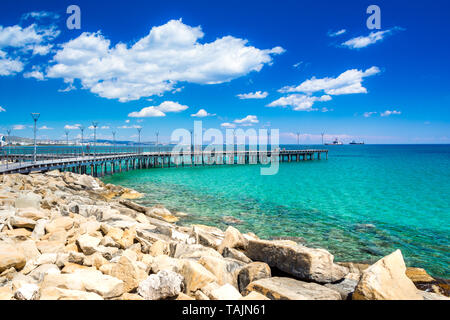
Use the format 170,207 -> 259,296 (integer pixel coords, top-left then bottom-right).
0,149 -> 328,177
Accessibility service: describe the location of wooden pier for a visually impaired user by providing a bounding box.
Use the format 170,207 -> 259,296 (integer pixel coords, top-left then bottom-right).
0,149 -> 328,177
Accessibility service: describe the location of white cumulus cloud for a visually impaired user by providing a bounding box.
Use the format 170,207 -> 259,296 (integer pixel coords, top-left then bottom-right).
128,101 -> 188,118
329,29 -> 346,37
220,122 -> 236,128
64,124 -> 81,130
234,115 -> 259,126
46,19 -> 284,102
342,28 -> 403,49
0,24 -> 59,50
363,111 -> 377,118
236,91 -> 268,99
191,109 -> 215,117
0,50 -> 23,75
21,11 -> 60,21
279,67 -> 380,95
0,23 -> 59,76
267,94 -> 332,111
24,69 -> 45,80
381,110 -> 401,117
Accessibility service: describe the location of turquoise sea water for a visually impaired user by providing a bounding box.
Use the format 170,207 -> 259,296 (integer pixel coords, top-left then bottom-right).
102,145 -> 450,278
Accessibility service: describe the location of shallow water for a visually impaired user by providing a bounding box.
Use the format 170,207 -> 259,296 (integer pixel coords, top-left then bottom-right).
103,145 -> 450,278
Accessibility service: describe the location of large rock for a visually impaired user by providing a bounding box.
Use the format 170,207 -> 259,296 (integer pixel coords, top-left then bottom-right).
45,217 -> 74,233
241,291 -> 271,300
245,277 -> 342,300
29,264 -> 61,282
74,175 -> 103,190
117,227 -> 136,249
217,226 -> 248,254
14,192 -> 42,210
10,216 -> 36,229
0,286 -> 13,300
353,250 -> 423,300
36,240 -> 65,254
35,253 -> 57,266
198,256 -> 245,287
41,273 -> 85,291
180,260 -> 217,294
0,243 -> 26,273
420,291 -> 450,300
149,240 -> 170,256
171,243 -> 223,260
147,206 -> 179,223
222,247 -> 252,264
31,219 -> 48,240
76,234 -> 101,255
72,269 -> 125,299
406,267 -> 435,283
151,255 -> 183,274
192,225 -> 223,250
40,287 -> 103,300
16,208 -> 47,221
137,270 -> 184,300
209,283 -> 242,300
324,278 -> 359,300
14,283 -> 40,300
110,255 -> 147,293
244,239 -> 348,283
237,262 -> 272,293
17,240 -> 41,261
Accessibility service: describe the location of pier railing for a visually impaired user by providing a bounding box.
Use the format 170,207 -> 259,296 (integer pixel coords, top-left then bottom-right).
0,148 -> 328,176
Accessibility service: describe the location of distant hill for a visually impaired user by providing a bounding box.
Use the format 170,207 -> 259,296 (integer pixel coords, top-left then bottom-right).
0,135 -> 33,144
0,135 -> 176,146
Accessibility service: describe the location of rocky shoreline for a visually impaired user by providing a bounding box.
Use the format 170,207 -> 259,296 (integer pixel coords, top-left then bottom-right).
0,171 -> 448,300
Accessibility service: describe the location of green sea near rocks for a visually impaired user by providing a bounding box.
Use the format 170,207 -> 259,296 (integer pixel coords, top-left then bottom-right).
103,144 -> 450,278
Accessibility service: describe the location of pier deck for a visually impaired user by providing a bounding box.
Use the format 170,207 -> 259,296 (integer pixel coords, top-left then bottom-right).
0,149 -> 328,176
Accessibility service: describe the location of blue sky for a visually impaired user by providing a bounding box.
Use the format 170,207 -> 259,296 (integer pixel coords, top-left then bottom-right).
0,0 -> 449,144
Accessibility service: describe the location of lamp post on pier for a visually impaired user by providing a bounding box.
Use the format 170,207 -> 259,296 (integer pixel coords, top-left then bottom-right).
321,132 -> 325,145
92,121 -> 98,159
65,130 -> 69,146
79,125 -> 85,156
112,130 -> 116,153
155,131 -> 159,153
137,127 -> 142,154
31,113 -> 40,163
297,132 -> 300,148
6,129 -> 11,168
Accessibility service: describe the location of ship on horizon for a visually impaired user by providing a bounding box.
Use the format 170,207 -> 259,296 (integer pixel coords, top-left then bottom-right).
324,138 -> 344,145
349,140 -> 365,145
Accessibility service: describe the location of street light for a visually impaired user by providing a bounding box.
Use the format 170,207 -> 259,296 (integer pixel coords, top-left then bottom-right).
297,132 -> 300,148
92,121 -> 98,159
65,130 -> 69,146
321,132 -> 325,145
155,131 -> 159,153
112,130 -> 116,153
6,128 -> 11,150
6,128 -> 11,168
31,113 -> 40,163
137,127 -> 142,154
79,125 -> 85,155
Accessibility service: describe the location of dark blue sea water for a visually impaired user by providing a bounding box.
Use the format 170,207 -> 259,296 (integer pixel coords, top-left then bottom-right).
102,145 -> 450,278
